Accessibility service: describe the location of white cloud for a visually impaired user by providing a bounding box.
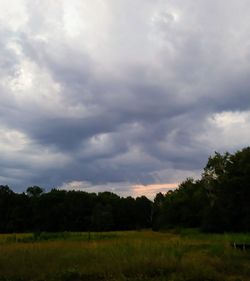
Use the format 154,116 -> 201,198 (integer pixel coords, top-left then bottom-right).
59,180 -> 178,199
197,111 -> 250,151
0,0 -> 28,31
59,180 -> 133,197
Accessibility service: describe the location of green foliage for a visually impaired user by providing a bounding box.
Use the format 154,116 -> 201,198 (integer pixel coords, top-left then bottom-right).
91,203 -> 114,231
26,186 -> 44,198
135,196 -> 152,229
153,147 -> 250,233
0,188 -> 151,232
153,178 -> 208,230
202,147 -> 250,232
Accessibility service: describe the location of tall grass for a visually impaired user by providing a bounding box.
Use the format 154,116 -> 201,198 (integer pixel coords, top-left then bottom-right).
0,230 -> 249,281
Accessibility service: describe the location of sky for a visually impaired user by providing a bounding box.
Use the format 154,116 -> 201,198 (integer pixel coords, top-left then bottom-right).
1,0 -> 250,198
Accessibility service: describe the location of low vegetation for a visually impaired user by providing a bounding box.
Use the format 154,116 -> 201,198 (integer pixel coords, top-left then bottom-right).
0,230 -> 250,281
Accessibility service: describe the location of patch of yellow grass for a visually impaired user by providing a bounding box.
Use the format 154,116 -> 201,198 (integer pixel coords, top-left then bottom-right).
0,231 -> 250,281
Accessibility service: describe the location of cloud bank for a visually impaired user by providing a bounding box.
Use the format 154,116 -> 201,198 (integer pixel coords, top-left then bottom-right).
1,0 -> 250,196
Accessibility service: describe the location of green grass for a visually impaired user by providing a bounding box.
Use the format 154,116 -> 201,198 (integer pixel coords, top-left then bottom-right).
0,230 -> 249,281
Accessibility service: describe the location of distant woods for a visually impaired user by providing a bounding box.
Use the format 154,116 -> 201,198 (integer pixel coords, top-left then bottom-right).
1,147 -> 250,233
0,186 -> 152,233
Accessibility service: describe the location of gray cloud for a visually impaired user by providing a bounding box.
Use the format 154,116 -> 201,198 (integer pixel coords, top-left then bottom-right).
1,0 -> 250,194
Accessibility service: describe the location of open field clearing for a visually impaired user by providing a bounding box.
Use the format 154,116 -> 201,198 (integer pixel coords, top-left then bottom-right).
0,230 -> 250,281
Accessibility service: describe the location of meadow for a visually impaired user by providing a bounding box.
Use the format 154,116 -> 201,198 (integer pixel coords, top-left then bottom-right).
0,230 -> 250,281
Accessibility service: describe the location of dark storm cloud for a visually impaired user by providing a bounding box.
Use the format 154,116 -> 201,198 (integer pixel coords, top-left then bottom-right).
1,0 -> 250,194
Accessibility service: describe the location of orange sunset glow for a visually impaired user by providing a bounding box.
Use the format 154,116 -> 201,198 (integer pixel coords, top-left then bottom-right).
132,183 -> 178,199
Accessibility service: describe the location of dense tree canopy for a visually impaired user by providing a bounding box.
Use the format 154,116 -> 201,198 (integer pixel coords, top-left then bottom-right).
0,147 -> 249,233
154,147 -> 250,232
0,187 -> 152,233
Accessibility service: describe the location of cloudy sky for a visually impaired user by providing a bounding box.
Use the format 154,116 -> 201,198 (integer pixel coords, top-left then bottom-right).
1,0 -> 250,198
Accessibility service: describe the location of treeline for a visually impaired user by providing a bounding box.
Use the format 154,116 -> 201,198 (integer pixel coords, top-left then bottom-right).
1,147 -> 250,233
153,147 -> 250,232
0,187 -> 152,233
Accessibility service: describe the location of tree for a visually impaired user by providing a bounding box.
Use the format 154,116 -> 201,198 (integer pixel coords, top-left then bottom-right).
152,148 -> 250,232
202,148 -> 250,232
0,186 -> 14,232
26,186 -> 44,198
135,196 -> 152,229
91,203 -> 114,231
152,193 -> 165,230
152,179 -> 207,229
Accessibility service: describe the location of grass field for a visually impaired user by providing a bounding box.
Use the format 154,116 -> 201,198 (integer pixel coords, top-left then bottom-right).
0,230 -> 250,281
